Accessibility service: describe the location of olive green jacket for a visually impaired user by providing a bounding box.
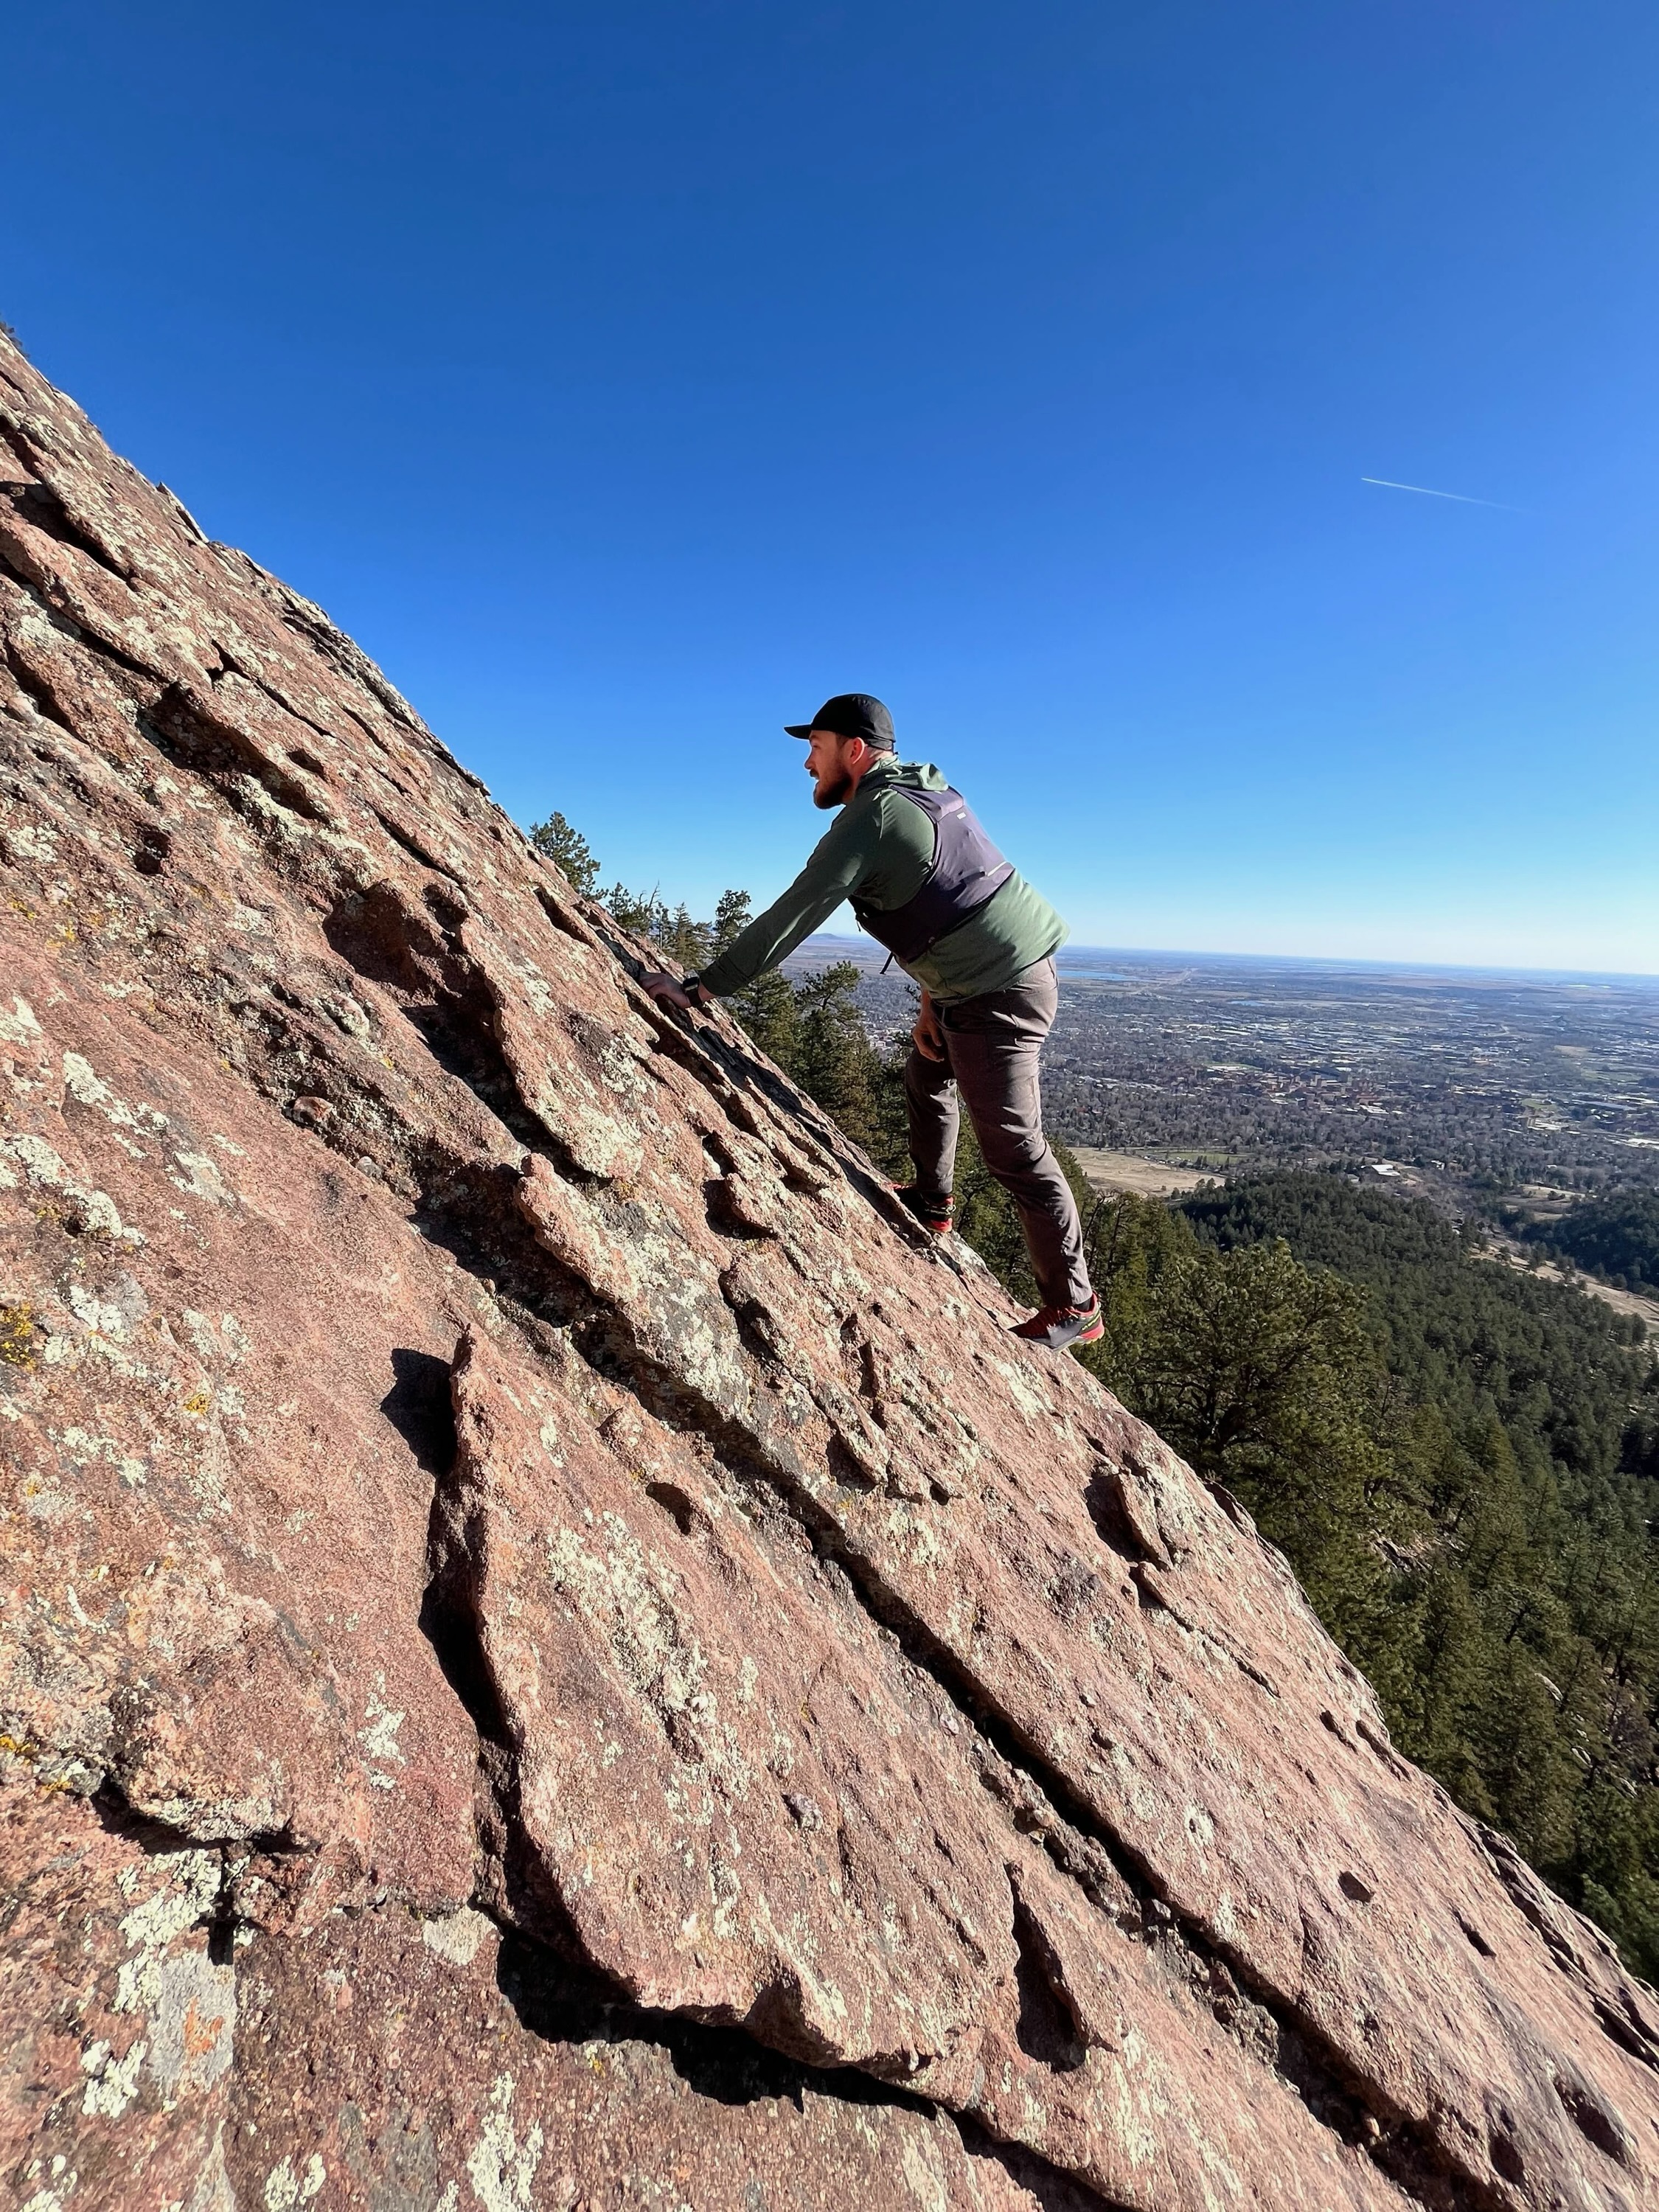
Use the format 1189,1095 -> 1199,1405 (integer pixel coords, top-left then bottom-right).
695,759 -> 1065,1005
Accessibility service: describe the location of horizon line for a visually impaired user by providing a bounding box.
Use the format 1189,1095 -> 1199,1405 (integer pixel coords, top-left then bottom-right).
791,933 -> 1659,987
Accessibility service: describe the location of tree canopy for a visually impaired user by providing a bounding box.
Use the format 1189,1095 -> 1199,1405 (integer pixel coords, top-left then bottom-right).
527,810 -> 600,897
1517,1189 -> 1659,1296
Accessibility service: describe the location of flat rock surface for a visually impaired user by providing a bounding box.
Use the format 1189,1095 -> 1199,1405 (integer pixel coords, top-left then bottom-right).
3,327 -> 1658,2211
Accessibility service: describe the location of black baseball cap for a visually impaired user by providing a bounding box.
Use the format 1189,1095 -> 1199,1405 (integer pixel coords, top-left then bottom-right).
784,693 -> 895,752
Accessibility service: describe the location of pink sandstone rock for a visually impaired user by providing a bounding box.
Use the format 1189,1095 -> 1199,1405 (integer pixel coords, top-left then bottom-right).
3,327 -> 1658,2210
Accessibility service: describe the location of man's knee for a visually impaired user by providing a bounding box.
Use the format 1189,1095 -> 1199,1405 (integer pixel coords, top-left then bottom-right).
984,1138 -> 1068,1196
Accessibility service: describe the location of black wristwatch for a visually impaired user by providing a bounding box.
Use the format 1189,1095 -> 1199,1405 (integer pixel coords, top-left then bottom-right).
686,975 -> 714,1006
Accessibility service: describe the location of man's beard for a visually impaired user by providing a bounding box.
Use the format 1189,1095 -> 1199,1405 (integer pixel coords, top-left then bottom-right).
812,768 -> 854,809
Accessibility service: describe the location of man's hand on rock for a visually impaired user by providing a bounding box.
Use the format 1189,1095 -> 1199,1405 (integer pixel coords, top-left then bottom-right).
912,992 -> 947,1062
641,970 -> 710,1012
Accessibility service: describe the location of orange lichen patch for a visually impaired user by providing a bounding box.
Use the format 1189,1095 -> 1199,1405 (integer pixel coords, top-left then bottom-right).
182,1997 -> 228,2060
0,1301 -> 38,1368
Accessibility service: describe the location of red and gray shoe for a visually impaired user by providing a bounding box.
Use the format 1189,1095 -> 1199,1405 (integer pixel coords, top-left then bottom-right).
894,1184 -> 955,1237
1011,1295 -> 1104,1351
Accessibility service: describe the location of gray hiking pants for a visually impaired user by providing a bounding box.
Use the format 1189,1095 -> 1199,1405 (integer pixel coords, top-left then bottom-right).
904,957 -> 1092,1311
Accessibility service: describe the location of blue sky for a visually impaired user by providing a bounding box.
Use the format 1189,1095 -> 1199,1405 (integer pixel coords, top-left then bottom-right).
4,1 -> 1655,973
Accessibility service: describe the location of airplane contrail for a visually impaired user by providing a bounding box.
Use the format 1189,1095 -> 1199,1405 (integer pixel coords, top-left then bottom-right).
1361,476 -> 1523,512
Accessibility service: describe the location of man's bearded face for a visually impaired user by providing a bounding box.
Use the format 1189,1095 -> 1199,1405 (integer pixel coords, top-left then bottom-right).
805,730 -> 863,808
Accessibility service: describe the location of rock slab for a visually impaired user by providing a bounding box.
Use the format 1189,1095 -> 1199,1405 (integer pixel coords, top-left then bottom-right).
3,328 -> 1658,2210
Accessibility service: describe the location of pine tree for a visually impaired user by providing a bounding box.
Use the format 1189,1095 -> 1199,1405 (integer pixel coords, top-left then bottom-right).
729,967 -> 801,1070
791,964 -> 886,1155
528,810 -> 600,896
712,888 -> 751,950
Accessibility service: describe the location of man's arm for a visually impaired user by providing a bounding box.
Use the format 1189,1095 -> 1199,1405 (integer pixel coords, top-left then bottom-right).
686,811 -> 876,999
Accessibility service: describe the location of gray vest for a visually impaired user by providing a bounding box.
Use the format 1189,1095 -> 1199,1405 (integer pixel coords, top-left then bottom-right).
851,785 -> 1014,963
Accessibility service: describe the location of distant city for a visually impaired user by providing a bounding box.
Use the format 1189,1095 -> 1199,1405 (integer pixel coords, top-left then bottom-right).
785,936 -> 1659,1220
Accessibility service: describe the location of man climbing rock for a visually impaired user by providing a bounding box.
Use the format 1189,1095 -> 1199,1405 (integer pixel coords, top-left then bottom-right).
641,694 -> 1102,1351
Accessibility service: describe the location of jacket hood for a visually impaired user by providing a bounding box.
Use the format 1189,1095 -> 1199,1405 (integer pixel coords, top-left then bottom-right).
863,757 -> 950,795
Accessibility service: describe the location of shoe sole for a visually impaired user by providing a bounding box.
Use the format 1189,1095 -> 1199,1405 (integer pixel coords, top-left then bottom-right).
1012,1315 -> 1104,1351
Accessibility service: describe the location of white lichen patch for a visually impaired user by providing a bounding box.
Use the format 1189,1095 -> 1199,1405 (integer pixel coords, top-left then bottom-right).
168,1150 -> 237,1206
80,2035 -> 147,2118
897,2128 -> 952,2212
881,1503 -> 945,1577
61,1051 -> 167,1140
114,1851 -> 220,2007
66,1285 -> 133,1342
532,1494 -> 764,1858
1100,1739 -> 1163,1826
994,1359 -> 1054,1423
3,1133 -> 71,1185
180,1309 -> 249,1366
58,1425 -> 139,1475
106,1850 -> 236,2112
1105,2028 -> 1165,2170
1,1133 -> 144,1243
318,990 -> 375,1042
262,2152 -> 324,2210
421,1905 -> 495,1967
145,1947 -> 236,2104
0,995 -> 44,1045
465,2076 -> 544,2212
519,1164 -> 750,1420
361,1679 -> 407,1767
18,2176 -> 77,2212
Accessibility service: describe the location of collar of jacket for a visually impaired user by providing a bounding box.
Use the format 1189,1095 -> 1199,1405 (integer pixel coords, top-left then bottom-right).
849,754 -> 904,802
